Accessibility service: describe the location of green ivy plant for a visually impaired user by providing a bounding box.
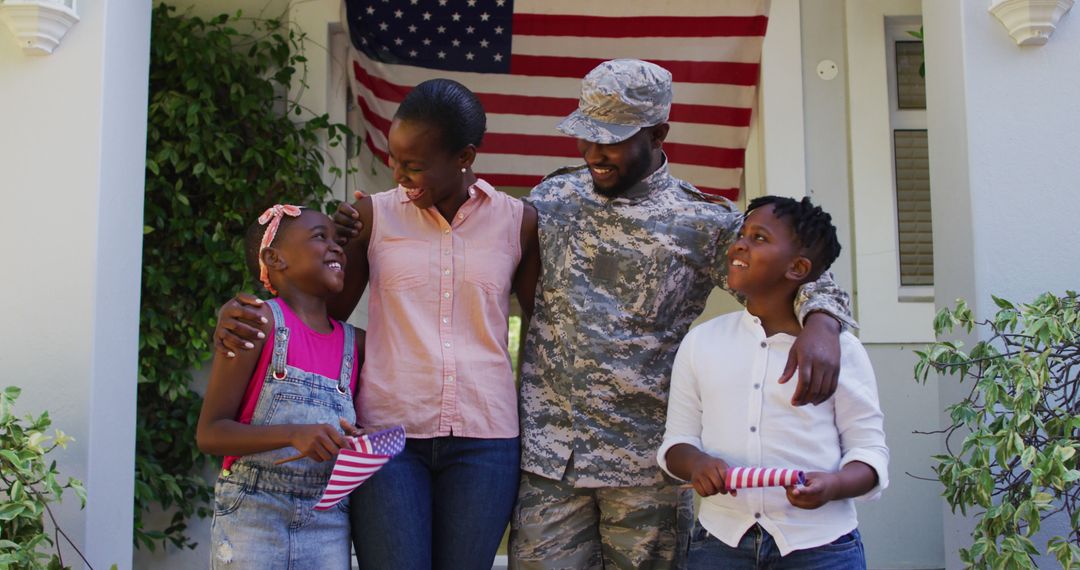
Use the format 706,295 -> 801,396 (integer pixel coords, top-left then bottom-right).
915,292 -> 1080,568
0,386 -> 89,569
138,4 -> 351,550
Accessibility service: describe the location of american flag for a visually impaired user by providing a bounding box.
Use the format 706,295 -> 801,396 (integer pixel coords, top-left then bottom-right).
345,0 -> 769,199
313,425 -> 406,510
725,466 -> 806,490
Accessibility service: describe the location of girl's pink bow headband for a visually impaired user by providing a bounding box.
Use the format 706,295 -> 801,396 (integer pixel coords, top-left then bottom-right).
258,204 -> 303,295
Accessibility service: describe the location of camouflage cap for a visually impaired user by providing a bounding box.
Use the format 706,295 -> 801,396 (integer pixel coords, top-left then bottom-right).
557,59 -> 673,144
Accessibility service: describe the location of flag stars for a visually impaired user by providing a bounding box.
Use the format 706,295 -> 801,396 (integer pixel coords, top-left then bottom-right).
451,12 -> 461,21
409,49 -> 418,57
410,0 -> 419,4
451,38 -> 461,47
437,25 -> 446,33
408,24 -> 418,33
493,53 -> 503,62
480,12 -> 490,22
438,0 -> 447,5
366,5 -> 375,15
494,26 -> 504,34
479,39 -> 489,48
465,25 -> 475,34
422,37 -> 432,45
437,50 -> 447,59
379,21 -> 389,31
422,11 -> 432,20
467,0 -> 476,6
394,9 -> 403,18
465,52 -> 475,60
496,0 -> 505,5
394,37 -> 404,45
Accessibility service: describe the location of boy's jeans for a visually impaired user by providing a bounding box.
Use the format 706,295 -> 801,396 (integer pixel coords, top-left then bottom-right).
688,522 -> 866,570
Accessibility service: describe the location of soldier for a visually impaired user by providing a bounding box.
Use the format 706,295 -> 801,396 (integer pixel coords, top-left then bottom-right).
508,59 -> 856,569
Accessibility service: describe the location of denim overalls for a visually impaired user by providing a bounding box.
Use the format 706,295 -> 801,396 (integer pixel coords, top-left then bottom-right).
210,299 -> 357,569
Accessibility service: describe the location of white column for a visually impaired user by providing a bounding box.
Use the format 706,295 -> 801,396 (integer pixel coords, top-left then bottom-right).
0,1 -> 150,568
923,1 -> 1080,567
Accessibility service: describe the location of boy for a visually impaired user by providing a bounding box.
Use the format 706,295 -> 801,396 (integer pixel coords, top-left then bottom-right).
658,196 -> 888,569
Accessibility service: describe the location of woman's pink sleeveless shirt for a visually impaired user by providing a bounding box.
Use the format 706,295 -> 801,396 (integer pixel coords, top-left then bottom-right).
362,179 -> 523,438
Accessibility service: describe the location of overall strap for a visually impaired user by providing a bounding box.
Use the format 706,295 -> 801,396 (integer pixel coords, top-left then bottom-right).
267,299 -> 290,380
337,322 -> 355,394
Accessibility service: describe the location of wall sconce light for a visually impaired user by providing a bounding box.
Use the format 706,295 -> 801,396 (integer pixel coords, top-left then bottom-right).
0,0 -> 80,55
990,0 -> 1074,46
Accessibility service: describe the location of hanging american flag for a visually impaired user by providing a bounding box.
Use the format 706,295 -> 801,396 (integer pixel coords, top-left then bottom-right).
345,0 -> 769,199
725,466 -> 806,490
313,425 -> 406,511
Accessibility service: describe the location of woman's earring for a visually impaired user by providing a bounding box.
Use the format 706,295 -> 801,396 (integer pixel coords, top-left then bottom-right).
461,167 -> 467,173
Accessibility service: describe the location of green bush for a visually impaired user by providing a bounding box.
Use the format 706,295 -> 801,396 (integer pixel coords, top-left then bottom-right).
0,386 -> 88,570
916,291 -> 1080,568
137,4 -> 350,550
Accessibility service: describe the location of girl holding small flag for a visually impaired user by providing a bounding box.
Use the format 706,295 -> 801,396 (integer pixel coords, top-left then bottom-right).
197,205 -> 361,569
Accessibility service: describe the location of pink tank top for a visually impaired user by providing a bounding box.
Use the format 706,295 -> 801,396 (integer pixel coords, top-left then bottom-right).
222,299 -> 359,470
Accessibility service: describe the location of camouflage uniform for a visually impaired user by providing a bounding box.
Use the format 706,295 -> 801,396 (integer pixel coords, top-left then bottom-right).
509,60 -> 855,570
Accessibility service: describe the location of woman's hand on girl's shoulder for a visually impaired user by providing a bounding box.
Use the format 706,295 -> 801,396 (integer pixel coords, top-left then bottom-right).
214,293 -> 273,357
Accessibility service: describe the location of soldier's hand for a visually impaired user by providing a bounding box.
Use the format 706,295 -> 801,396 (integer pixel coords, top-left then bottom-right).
781,312 -> 841,406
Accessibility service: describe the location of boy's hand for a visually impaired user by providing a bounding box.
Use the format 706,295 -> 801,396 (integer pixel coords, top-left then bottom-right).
689,455 -> 736,498
332,190 -> 367,246
214,293 -> 268,357
785,471 -> 836,509
781,312 -> 841,406
276,424 -> 350,464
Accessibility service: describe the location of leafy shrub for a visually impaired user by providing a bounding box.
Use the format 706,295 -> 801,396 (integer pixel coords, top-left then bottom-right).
0,386 -> 88,569
137,4 -> 350,550
916,292 -> 1080,568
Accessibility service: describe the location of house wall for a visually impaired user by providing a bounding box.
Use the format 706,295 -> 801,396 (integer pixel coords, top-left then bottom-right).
0,1 -> 151,569
799,1 -> 946,568
922,1 -> 1080,568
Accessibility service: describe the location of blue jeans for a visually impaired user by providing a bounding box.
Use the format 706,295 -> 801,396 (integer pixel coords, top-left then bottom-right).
688,523 -> 866,570
349,436 -> 520,570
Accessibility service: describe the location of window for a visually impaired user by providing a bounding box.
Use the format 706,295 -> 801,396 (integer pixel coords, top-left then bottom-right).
886,20 -> 934,296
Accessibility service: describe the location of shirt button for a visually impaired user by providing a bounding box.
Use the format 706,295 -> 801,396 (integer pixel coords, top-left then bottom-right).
750,426 -> 757,432
443,228 -> 450,234
442,317 -> 450,324
457,213 -> 464,220
444,268 -> 451,275
443,341 -> 451,348
447,375 -> 455,383
444,249 -> 451,255
760,341 -> 767,348
754,512 -> 761,519
753,383 -> 760,389
443,291 -> 451,299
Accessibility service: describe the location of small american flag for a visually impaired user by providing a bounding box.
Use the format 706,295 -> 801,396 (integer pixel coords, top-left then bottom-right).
313,425 -> 407,510
725,466 -> 806,490
344,0 -> 768,199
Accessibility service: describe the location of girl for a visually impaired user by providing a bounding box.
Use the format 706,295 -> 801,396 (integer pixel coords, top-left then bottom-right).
214,78 -> 541,570
197,205 -> 361,569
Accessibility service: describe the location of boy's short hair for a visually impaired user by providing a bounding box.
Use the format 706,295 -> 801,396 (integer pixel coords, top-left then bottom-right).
745,196 -> 841,281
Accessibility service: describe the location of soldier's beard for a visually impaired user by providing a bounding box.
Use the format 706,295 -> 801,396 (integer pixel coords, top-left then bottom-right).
592,145 -> 654,198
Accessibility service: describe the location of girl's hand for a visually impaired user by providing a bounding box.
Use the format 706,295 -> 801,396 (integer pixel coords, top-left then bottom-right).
332,190 -> 367,246
214,293 -> 270,357
785,471 -> 837,509
278,424 -> 350,463
689,455 -> 735,498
